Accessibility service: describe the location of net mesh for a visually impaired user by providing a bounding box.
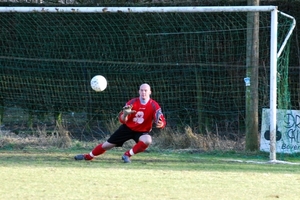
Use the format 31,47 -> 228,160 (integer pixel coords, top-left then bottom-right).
0,10 -> 293,141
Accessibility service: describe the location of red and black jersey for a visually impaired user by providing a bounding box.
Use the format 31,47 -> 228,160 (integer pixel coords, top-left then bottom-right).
119,97 -> 166,132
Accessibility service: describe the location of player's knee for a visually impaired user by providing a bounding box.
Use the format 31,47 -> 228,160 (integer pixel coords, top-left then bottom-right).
144,140 -> 152,146
140,135 -> 152,145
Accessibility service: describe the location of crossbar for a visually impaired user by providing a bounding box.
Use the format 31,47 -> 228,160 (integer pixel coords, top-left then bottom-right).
0,6 -> 277,13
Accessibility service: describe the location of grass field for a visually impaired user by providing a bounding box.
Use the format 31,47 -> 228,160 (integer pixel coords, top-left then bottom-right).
1,148 -> 300,200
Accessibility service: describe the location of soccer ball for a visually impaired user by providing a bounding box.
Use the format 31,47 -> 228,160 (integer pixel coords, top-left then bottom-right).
90,75 -> 107,92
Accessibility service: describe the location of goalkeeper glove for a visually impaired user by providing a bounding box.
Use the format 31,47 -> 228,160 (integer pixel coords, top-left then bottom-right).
122,104 -> 136,116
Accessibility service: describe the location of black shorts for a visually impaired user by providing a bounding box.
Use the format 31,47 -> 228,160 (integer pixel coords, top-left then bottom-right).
107,124 -> 149,147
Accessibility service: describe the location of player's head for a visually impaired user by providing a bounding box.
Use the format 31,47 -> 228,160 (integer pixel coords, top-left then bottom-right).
139,83 -> 151,100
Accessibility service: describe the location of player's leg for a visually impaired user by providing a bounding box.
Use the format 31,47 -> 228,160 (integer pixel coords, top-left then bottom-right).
75,125 -> 130,161
122,134 -> 152,163
74,141 -> 115,161
86,142 -> 116,160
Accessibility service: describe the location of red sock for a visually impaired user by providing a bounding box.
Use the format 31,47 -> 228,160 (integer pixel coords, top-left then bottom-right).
84,143 -> 106,160
124,141 -> 148,157
92,143 -> 106,156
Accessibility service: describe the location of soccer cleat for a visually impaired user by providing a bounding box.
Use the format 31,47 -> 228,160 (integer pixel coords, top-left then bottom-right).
74,154 -> 86,160
122,155 -> 131,163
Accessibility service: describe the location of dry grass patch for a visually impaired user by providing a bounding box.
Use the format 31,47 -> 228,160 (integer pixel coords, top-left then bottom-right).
0,118 -> 245,152
0,124 -> 72,149
153,126 -> 245,151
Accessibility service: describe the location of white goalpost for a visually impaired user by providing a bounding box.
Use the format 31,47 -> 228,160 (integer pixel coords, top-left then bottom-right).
0,6 -> 296,161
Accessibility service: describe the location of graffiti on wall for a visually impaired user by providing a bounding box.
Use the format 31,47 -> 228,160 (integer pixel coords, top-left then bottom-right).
260,108 -> 300,153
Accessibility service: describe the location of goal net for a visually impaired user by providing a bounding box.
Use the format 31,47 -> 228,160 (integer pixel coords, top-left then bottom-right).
0,6 -> 295,155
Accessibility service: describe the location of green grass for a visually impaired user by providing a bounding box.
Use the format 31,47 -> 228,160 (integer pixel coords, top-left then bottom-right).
1,149 -> 300,200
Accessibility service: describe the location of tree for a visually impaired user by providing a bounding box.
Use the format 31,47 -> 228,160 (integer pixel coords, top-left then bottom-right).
245,0 -> 259,151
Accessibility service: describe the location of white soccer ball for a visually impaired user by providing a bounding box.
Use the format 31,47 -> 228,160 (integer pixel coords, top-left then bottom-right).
90,75 -> 107,92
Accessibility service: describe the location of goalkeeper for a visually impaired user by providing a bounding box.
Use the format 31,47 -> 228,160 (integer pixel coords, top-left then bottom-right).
74,83 -> 166,163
